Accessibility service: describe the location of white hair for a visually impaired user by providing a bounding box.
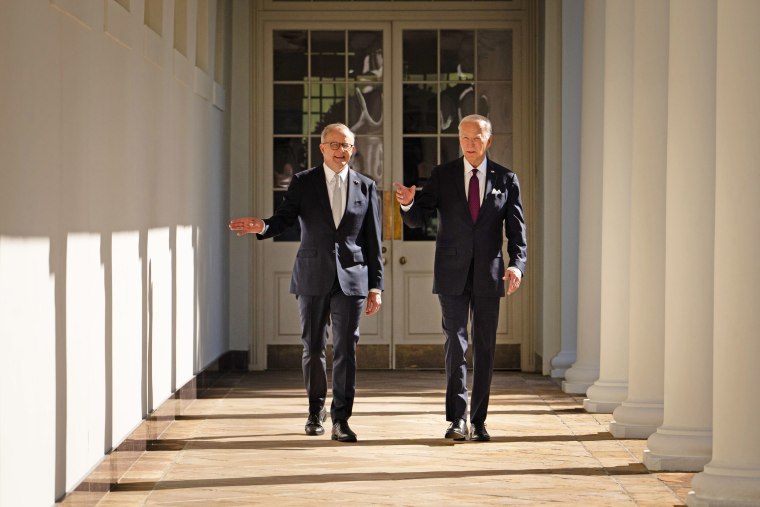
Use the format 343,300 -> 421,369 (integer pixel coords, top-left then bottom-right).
321,123 -> 355,143
458,114 -> 492,139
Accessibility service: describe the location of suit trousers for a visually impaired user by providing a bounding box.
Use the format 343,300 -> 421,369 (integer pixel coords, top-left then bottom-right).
438,263 -> 500,425
298,278 -> 365,423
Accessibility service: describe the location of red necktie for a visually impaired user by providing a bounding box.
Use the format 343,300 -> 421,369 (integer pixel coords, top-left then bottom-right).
468,169 -> 480,223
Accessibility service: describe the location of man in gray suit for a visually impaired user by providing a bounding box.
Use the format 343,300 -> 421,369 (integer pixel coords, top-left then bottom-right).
230,123 -> 383,443
394,114 -> 527,442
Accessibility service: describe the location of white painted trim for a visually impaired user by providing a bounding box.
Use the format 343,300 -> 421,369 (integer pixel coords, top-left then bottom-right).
194,67 -> 213,100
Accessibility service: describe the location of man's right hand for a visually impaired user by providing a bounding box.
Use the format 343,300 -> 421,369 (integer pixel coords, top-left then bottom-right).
393,182 -> 416,206
229,217 -> 265,236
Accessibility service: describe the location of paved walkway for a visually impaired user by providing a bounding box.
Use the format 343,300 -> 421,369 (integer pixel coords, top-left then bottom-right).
63,370 -> 693,506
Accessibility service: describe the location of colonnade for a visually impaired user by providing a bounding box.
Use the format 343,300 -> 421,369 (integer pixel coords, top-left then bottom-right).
552,1 -> 760,504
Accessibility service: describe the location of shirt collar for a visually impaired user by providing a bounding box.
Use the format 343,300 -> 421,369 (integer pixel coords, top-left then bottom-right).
463,157 -> 488,175
323,164 -> 348,183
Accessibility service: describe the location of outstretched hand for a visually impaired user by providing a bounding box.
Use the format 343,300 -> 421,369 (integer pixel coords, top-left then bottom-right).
393,182 -> 416,206
229,217 -> 265,236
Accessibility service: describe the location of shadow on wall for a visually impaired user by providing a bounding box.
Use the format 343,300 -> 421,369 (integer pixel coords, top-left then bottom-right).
0,225 -> 206,500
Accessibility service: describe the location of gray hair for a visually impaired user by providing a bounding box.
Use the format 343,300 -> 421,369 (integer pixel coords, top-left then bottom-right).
321,123 -> 355,143
458,114 -> 492,139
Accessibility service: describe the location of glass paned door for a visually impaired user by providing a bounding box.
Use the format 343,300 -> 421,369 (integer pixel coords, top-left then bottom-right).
263,19 -> 528,370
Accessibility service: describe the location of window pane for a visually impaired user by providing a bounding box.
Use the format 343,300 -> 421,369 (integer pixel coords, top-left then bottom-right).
274,31 -> 307,81
403,84 -> 438,134
273,137 -> 307,189
352,136 -> 383,184
308,82 -> 346,136
441,136 -> 461,163
440,82 -> 475,133
349,31 -> 383,82
312,31 -> 345,81
402,136 -> 439,240
478,82 -> 512,134
403,217 -> 438,241
403,30 -> 436,81
440,30 -> 474,80
274,84 -> 307,135
478,30 -> 512,81
310,136 -> 321,168
403,137 -> 437,187
348,84 -> 382,135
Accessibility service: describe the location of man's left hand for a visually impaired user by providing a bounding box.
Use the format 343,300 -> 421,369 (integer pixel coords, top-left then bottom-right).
504,269 -> 522,296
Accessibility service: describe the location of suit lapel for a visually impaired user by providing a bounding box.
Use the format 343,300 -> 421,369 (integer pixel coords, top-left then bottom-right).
332,167 -> 363,230
313,166 -> 336,227
475,160 -> 501,224
452,158 -> 470,219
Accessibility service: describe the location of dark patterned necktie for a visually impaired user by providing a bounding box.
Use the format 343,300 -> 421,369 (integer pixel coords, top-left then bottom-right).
468,169 -> 480,223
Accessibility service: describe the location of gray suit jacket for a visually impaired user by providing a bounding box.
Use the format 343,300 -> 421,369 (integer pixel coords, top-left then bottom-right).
258,166 -> 384,297
401,157 -> 527,297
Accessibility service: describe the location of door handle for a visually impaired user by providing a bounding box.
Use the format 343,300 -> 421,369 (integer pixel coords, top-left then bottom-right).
399,256 -> 407,265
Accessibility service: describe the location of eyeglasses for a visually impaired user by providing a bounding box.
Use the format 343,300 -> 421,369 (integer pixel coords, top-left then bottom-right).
323,142 -> 354,151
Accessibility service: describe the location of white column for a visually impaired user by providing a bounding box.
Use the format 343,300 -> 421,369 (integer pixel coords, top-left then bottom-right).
541,0 -> 563,376
550,0 -> 582,379
643,0 -> 715,472
688,1 -> 760,505
583,0 -> 633,414
562,0 -> 603,395
609,0 -> 668,438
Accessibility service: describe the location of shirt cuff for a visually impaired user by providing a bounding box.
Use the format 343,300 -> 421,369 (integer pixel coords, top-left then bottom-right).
400,200 -> 413,212
507,266 -> 522,280
369,288 -> 382,294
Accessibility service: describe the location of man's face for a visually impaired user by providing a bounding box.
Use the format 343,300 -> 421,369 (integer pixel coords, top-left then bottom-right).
459,121 -> 492,167
320,129 -> 355,173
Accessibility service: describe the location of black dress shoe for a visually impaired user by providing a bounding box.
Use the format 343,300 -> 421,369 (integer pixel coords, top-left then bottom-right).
304,407 -> 327,436
444,418 -> 468,441
331,420 -> 358,442
470,423 -> 491,442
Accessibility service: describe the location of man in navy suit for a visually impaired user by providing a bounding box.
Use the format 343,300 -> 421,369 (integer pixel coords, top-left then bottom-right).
394,114 -> 527,442
230,123 -> 383,443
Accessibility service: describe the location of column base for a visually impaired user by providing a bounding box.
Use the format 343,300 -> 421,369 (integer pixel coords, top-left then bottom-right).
562,364 -> 598,394
563,380 -> 592,394
550,350 -> 577,379
609,401 -> 664,439
583,381 -> 627,413
643,427 -> 712,472
687,464 -> 760,506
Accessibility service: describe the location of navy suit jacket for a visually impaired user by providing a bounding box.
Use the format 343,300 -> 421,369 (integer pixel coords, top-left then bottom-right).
401,157 -> 527,297
258,166 -> 384,297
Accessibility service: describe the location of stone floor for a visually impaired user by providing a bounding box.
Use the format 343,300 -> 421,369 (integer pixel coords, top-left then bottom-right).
60,370 -> 694,506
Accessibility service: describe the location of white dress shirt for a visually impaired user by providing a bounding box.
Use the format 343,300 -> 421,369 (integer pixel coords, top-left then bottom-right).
463,157 -> 487,205
324,164 -> 348,220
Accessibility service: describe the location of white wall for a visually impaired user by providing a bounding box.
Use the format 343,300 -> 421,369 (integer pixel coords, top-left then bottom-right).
0,0 -> 230,503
